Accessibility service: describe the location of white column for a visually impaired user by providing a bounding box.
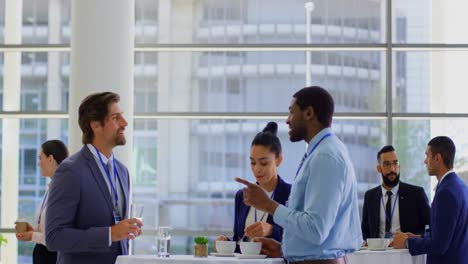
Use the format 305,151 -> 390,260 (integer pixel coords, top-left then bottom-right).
1,0 -> 22,262
47,0 -> 62,140
68,0 -> 134,166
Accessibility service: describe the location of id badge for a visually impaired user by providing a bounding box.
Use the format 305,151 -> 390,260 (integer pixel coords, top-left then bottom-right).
113,210 -> 121,224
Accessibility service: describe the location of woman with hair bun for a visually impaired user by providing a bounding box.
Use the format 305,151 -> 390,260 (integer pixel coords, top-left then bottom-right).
216,122 -> 291,251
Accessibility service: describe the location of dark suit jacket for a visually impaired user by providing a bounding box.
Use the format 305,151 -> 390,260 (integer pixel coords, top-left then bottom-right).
408,172 -> 468,264
233,176 -> 291,252
45,146 -> 130,264
361,181 -> 430,240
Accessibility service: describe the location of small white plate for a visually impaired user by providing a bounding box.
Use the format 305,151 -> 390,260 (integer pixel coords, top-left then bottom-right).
234,253 -> 267,259
210,252 -> 235,257
368,248 -> 386,251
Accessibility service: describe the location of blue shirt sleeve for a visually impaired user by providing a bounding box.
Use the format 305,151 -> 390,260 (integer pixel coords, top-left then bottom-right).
274,152 -> 346,245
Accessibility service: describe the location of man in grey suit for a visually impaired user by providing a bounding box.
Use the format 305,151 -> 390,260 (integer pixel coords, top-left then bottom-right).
45,92 -> 143,264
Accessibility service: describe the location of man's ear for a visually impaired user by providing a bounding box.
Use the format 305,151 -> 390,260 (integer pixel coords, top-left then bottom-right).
304,106 -> 315,120
376,164 -> 382,174
90,121 -> 101,133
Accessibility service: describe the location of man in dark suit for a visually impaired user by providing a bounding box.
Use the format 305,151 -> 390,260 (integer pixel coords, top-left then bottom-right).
45,92 -> 143,264
361,145 -> 430,241
394,136 -> 468,264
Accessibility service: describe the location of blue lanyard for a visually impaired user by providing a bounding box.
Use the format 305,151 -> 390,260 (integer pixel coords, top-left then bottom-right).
254,191 -> 275,222
92,145 -> 119,210
295,133 -> 332,177
37,191 -> 48,225
380,191 -> 399,229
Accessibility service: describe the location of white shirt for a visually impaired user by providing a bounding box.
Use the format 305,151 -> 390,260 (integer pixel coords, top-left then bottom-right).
244,191 -> 273,241
32,185 -> 50,245
379,183 -> 401,238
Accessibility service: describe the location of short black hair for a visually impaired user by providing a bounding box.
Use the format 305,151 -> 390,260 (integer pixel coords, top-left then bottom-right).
41,140 -> 69,165
293,86 -> 334,127
251,122 -> 282,157
377,145 -> 396,162
428,136 -> 456,169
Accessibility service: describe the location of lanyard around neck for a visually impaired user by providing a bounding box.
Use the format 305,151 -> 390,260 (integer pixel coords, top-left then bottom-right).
254,191 -> 275,222
295,132 -> 332,177
92,145 -> 119,210
380,191 -> 399,228
37,191 -> 49,225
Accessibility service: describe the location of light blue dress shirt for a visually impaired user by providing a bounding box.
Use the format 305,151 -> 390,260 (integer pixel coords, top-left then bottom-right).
274,127 -> 362,261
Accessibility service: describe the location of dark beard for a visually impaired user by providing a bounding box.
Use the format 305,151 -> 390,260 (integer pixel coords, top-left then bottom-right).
289,126 -> 307,142
381,172 -> 400,188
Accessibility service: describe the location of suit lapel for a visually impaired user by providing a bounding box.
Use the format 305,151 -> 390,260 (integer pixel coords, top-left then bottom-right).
372,189 -> 382,235
238,197 -> 250,240
82,147 -> 115,212
398,183 -> 408,231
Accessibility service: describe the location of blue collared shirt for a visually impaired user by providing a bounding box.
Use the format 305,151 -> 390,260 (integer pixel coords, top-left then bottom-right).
274,127 -> 362,261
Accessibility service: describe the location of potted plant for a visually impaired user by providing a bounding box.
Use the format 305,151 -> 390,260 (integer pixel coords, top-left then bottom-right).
0,234 -> 7,263
193,236 -> 209,257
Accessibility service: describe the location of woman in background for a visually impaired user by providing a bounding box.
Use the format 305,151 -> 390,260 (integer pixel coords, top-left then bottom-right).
216,122 -> 291,251
16,139 -> 69,264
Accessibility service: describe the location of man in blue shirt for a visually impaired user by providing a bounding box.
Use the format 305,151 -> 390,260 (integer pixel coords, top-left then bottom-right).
236,86 -> 361,264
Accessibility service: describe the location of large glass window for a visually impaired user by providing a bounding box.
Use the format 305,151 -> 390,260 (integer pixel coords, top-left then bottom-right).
2,0 -> 468,262
134,0 -> 385,44
393,0 -> 468,43
20,52 -> 69,112
134,51 -> 385,113
393,51 -> 468,113
22,0 -> 71,44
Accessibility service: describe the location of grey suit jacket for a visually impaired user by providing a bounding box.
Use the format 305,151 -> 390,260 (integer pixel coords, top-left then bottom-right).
45,146 -> 130,264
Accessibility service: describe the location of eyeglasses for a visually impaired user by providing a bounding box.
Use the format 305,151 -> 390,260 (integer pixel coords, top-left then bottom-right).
381,160 -> 399,169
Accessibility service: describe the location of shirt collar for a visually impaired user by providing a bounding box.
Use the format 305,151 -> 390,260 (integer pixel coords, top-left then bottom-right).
306,127 -> 333,153
433,169 -> 454,191
87,144 -> 114,164
381,183 -> 400,197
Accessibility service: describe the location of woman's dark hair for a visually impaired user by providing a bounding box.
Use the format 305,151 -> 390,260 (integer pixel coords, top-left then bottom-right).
251,122 -> 282,157
41,140 -> 69,165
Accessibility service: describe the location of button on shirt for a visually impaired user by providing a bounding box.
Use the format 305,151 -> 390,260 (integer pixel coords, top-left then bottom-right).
273,128 -> 362,261
379,184 -> 401,238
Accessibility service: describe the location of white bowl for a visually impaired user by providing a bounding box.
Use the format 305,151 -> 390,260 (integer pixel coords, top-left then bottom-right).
239,242 -> 261,255
367,238 -> 390,249
216,241 -> 236,254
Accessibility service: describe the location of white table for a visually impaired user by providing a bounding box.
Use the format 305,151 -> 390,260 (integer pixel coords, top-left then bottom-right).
348,249 -> 426,264
115,255 -> 285,264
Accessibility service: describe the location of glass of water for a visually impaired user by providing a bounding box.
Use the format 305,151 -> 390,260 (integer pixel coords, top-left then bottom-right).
157,226 -> 172,257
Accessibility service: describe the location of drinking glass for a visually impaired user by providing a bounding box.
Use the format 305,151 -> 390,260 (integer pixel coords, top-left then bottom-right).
157,226 -> 172,257
131,203 -> 144,222
129,203 -> 144,255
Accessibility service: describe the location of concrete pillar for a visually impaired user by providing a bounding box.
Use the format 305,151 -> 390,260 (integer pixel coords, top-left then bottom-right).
47,0 -> 63,140
68,0 -> 134,167
1,0 -> 22,262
